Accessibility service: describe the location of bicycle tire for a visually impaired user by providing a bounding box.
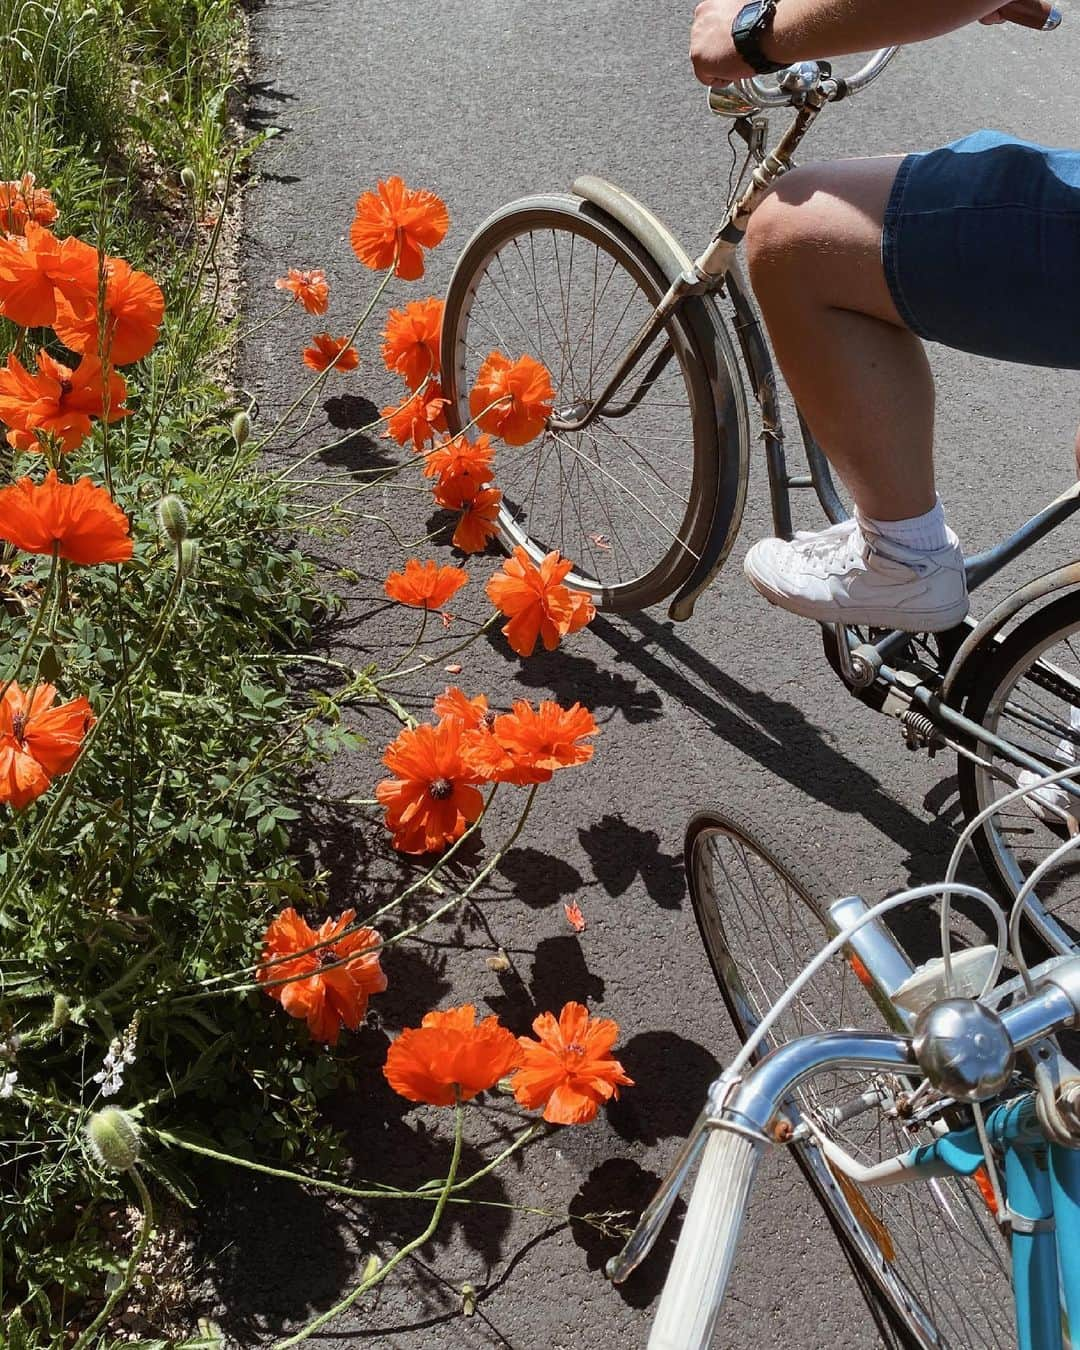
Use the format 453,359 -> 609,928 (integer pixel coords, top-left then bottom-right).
958,589 -> 1080,952
685,806 -> 1014,1350
440,194 -> 744,612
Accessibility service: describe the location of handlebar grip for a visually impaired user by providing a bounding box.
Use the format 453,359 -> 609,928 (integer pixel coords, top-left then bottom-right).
995,0 -> 1062,30
648,1130 -> 764,1350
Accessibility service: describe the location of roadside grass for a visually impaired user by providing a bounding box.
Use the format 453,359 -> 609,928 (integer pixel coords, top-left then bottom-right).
0,1 -> 358,1342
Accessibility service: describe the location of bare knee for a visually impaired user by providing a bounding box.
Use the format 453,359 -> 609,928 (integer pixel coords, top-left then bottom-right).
744,168 -> 821,297
744,157 -> 905,325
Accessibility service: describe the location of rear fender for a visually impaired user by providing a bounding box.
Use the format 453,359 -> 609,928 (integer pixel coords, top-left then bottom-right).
941,563 -> 1080,707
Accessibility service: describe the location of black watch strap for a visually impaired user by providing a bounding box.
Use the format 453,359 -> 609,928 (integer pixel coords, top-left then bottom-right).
731,0 -> 787,76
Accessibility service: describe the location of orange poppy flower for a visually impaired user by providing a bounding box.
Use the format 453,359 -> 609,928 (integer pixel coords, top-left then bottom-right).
485,546 -> 595,657
384,1004 -> 522,1106
384,558 -> 468,610
432,686 -> 490,731
302,332 -> 360,373
422,432 -> 494,494
381,297 -> 443,388
258,907 -> 387,1046
0,174 -> 58,236
0,681 -> 94,811
462,699 -> 598,785
382,382 -> 448,451
469,352 -> 554,446
511,1002 -> 633,1125
452,486 -> 502,554
0,351 -> 129,453
0,223 -> 98,328
0,470 -> 132,564
349,177 -> 449,282
52,255 -> 164,365
274,268 -> 329,315
376,717 -> 485,854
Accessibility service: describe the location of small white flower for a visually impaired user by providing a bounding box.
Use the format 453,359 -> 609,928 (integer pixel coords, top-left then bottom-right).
0,1069 -> 17,1099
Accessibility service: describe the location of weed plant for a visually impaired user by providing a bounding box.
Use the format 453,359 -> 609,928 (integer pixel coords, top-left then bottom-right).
0,0 -> 355,1338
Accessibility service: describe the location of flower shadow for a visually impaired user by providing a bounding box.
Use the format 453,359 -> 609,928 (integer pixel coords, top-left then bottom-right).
487,634 -> 664,726
578,814 -> 685,910
497,846 -> 584,909
606,1030 -> 719,1146
487,934 -> 605,1038
196,1172 -> 353,1341
568,1158 -> 686,1309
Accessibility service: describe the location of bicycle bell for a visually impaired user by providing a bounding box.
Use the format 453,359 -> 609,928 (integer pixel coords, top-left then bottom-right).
912,998 -> 1015,1102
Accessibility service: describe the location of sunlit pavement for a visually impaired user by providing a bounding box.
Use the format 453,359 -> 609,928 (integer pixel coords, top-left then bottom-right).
214,6 -> 1080,1346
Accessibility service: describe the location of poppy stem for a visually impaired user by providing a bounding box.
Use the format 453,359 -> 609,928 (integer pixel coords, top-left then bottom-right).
68,1168 -> 153,1350
375,611 -> 500,684
0,549 -> 58,707
380,608 -> 428,678
273,1100 -> 466,1346
235,297 -> 293,343
250,263 -> 397,459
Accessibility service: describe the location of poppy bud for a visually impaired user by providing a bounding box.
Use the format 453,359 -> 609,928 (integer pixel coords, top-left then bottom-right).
177,538 -> 200,577
180,167 -> 197,191
156,494 -> 188,544
231,411 -> 251,447
51,994 -> 70,1030
85,1106 -> 141,1173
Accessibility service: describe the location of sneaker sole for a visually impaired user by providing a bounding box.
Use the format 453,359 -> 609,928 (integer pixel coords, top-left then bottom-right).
744,557 -> 970,633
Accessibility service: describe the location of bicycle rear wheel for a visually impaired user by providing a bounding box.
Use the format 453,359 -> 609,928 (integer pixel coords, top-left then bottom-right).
440,194 -> 746,611
959,590 -> 1080,953
686,807 -> 1014,1350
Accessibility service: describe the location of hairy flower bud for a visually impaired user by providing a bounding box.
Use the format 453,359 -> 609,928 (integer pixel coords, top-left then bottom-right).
177,538 -> 200,578
51,994 -> 70,1030
231,411 -> 251,447
85,1107 -> 141,1173
180,166 -> 197,191
156,494 -> 188,544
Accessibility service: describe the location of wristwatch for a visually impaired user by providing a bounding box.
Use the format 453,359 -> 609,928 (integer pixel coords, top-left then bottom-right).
731,0 -> 787,76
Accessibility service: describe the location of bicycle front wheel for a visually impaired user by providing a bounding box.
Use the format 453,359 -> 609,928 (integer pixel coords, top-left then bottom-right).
441,194 -> 742,611
686,807 -> 1014,1350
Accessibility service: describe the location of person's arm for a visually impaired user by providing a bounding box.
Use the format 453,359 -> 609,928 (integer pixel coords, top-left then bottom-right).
690,0 -> 1056,85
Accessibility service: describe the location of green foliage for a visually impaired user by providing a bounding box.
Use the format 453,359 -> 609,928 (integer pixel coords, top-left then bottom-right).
0,0 -> 362,1340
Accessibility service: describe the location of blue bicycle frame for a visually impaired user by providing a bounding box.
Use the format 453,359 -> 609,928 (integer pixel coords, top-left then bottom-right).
909,1095 -> 1080,1350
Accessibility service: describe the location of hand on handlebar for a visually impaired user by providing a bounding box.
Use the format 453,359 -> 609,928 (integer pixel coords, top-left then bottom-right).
980,0 -> 1060,28
690,0 -> 760,86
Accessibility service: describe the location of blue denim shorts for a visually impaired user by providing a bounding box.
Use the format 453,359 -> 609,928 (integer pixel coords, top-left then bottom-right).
882,130 -> 1080,369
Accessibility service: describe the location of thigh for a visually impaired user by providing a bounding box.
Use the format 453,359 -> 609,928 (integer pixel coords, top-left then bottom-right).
751,156 -> 907,327
884,130 -> 1080,369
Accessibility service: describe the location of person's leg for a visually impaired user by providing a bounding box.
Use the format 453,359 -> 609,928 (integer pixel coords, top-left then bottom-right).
744,156 -> 935,521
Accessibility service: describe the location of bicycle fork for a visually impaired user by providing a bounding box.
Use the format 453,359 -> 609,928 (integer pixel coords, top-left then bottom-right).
549,89 -> 830,441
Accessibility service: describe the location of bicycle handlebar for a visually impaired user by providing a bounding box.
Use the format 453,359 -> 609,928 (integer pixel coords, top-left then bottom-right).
729,46 -> 899,111
644,958 -> 1080,1350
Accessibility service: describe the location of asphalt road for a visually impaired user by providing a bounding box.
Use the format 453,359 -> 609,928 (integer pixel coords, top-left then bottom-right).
211,3 -> 1080,1346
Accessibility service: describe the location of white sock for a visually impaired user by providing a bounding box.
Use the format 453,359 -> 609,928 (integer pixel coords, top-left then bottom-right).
858,498 -> 950,553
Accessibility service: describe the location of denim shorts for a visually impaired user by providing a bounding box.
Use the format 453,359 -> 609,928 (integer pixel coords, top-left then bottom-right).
882,130 -> 1080,369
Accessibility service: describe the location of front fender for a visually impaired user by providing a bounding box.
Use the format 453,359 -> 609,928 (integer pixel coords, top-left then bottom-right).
572,175 -> 750,620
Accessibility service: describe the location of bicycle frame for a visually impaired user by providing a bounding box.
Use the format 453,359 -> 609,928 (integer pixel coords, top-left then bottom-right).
572,63 -> 1080,814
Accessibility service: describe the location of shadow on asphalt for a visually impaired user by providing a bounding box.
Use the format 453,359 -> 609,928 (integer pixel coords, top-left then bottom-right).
592,611 -> 983,899
569,1158 -> 686,1309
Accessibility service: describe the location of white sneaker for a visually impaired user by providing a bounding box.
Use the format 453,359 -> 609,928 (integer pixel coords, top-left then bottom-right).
743,522 -> 969,632
1016,706 -> 1080,830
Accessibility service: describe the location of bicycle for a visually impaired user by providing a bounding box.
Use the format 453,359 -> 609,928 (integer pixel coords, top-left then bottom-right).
438,26 -> 1080,955
607,791 -> 1080,1348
